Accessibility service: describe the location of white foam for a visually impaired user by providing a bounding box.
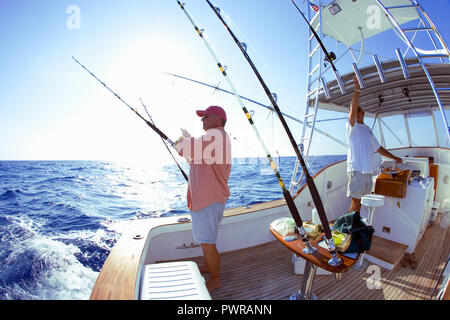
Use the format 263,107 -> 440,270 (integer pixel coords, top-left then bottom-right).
3,232 -> 99,300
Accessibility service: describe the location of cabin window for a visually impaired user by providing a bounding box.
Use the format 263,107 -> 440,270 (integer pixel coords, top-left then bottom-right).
378,115 -> 408,149
432,110 -> 450,147
406,113 -> 436,147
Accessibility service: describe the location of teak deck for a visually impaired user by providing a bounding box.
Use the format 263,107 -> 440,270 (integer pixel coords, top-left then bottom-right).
191,214 -> 449,300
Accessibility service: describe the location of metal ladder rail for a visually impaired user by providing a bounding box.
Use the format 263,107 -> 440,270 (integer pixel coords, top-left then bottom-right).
289,1 -> 324,194
377,0 -> 450,143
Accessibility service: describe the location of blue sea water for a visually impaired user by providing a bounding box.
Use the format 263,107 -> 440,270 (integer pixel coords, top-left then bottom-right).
0,155 -> 344,300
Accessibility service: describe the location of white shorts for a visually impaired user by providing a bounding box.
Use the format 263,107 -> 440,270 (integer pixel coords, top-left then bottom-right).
347,171 -> 373,199
190,202 -> 225,244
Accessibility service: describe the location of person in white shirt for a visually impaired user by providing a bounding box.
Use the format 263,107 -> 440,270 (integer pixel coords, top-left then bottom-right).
346,78 -> 402,213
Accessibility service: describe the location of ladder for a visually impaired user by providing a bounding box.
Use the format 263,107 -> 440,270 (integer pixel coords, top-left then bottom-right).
376,0 -> 450,143
289,0 -> 325,194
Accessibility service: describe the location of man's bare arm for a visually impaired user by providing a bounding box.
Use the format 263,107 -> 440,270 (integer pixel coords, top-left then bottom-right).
377,146 -> 403,163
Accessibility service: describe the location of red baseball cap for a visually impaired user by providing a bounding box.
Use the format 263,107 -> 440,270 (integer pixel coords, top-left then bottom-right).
196,106 -> 227,122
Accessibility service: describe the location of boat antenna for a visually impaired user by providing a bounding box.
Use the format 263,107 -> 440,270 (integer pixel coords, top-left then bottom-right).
72,57 -> 181,162
176,1 -> 320,257
205,0 -> 338,263
139,98 -> 189,182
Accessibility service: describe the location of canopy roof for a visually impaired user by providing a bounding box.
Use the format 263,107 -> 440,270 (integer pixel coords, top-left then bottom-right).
313,0 -> 419,47
311,60 -> 450,118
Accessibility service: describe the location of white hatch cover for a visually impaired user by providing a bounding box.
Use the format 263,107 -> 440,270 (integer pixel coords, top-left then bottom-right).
140,261 -> 211,300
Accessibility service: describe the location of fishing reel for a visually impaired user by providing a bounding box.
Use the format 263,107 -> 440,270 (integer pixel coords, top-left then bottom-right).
325,51 -> 336,62
324,51 -> 337,68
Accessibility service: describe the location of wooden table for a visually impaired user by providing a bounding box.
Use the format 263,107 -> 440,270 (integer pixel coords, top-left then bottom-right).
270,227 -> 358,273
270,227 -> 359,299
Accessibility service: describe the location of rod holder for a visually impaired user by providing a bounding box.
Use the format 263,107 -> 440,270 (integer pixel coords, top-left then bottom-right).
297,226 -> 317,254
320,77 -> 331,99
328,252 -> 343,267
325,237 -> 343,267
373,54 -> 387,83
395,48 -> 410,79
352,63 -> 366,89
334,70 -> 346,95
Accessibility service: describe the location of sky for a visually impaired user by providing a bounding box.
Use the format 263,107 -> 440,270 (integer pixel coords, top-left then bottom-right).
0,0 -> 449,165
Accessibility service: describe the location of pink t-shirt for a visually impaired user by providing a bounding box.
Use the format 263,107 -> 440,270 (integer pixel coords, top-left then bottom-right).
176,127 -> 232,212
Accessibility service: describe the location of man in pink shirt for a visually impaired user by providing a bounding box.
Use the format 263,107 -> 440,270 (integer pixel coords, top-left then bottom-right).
175,106 -> 232,292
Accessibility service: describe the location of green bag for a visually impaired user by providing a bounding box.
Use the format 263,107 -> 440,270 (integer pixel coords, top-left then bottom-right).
332,211 -> 375,253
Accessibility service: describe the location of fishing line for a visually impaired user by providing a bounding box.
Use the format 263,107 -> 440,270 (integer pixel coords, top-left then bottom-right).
139,98 -> 189,182
72,57 -> 189,181
205,0 -> 336,254
176,1 -> 316,252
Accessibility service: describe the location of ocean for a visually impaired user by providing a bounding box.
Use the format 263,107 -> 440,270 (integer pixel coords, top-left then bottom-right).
0,155 -> 344,300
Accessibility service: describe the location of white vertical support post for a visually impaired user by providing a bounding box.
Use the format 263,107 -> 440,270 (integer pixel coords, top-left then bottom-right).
377,117 -> 386,148
403,114 -> 412,147
431,110 -> 440,147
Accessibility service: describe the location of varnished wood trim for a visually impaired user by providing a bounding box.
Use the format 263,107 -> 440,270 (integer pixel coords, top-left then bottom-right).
270,227 -> 357,273
90,229 -> 148,300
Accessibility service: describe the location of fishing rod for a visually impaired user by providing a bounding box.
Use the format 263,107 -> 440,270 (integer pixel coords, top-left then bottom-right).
176,1 -> 317,255
72,57 -> 185,169
291,0 -> 337,71
206,0 -> 340,264
165,72 -> 348,148
140,98 -> 189,182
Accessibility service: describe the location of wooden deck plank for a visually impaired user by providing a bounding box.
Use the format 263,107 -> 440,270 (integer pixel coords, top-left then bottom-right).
207,241 -> 301,300
368,235 -> 408,265
424,220 -> 450,299
395,220 -> 440,299
405,225 -> 440,299
399,218 -> 447,299
375,220 -> 437,300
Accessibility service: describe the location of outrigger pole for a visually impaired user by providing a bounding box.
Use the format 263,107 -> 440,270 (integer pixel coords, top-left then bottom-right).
72,57 -> 189,182
165,72 -> 348,148
205,0 -> 341,265
176,1 -> 318,255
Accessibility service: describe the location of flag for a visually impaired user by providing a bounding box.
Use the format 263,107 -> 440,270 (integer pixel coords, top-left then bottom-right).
310,1 -> 319,12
